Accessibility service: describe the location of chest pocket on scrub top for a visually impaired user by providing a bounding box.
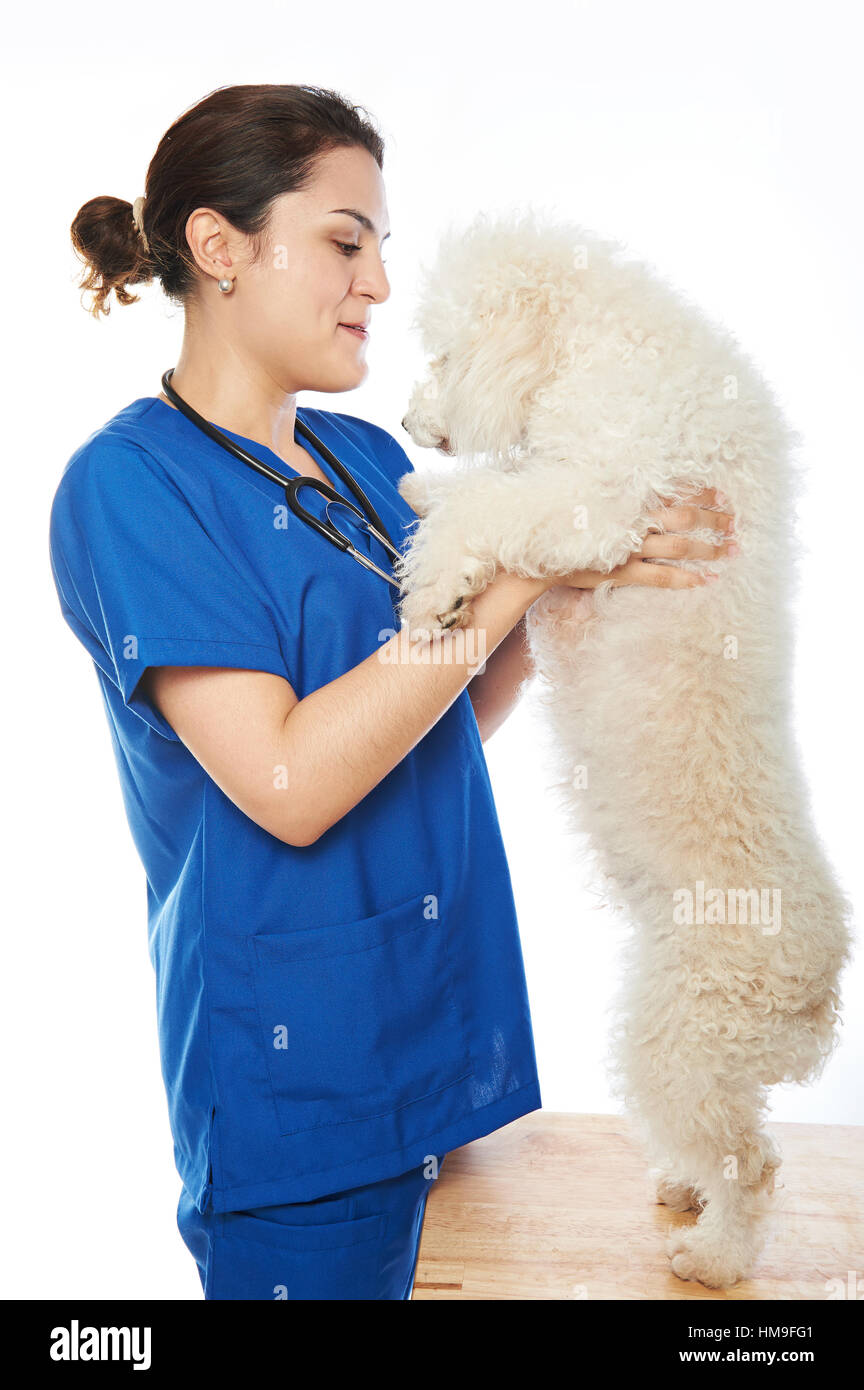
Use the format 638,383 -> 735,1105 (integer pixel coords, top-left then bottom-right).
249,889 -> 474,1136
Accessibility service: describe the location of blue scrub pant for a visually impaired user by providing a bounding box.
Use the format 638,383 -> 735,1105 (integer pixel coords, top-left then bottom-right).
177,1154 -> 446,1300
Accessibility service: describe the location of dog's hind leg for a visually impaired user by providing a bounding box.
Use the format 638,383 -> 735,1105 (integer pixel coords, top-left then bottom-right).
660,1081 -> 782,1289
611,961 -> 782,1288
665,1138 -> 782,1289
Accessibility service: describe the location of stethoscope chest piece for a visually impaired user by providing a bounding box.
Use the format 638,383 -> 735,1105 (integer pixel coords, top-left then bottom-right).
285,474 -> 402,588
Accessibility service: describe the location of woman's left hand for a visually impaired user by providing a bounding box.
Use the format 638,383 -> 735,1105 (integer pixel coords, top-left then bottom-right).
552,485 -> 737,593
640,484 -> 737,568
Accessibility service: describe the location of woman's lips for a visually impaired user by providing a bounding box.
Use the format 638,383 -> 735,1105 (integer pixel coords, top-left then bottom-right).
339,323 -> 368,339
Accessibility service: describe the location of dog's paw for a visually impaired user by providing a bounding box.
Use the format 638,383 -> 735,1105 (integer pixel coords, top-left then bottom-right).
399,582 -> 472,635
666,1227 -> 750,1290
654,1172 -> 704,1213
397,556 -> 492,635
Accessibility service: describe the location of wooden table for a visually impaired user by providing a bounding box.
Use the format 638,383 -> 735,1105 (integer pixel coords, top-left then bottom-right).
413,1111 -> 864,1300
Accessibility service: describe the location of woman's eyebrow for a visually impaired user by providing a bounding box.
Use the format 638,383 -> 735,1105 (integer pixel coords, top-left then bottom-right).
328,208 -> 391,241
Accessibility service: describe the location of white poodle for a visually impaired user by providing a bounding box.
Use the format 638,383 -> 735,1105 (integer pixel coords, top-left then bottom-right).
393,209 -> 853,1290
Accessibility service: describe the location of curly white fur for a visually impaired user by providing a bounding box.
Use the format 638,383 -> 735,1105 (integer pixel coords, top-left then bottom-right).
395,208 -> 854,1290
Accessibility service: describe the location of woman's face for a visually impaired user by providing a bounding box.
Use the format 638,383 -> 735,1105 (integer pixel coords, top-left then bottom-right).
190,144 -> 391,396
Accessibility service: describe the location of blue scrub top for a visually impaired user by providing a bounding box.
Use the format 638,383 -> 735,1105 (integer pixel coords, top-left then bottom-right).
48,396 -> 541,1213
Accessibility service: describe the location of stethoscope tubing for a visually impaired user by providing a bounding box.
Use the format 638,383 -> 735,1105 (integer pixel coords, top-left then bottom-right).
160,369 -> 403,589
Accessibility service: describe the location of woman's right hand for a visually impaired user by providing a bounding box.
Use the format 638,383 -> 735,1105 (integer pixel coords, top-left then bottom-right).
551,486 -> 737,592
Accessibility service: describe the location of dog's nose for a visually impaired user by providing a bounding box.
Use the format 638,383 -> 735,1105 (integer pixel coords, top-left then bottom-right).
400,416 -> 409,429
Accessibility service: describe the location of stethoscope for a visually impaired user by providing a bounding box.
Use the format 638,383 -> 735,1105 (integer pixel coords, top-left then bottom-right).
160,369 -> 403,590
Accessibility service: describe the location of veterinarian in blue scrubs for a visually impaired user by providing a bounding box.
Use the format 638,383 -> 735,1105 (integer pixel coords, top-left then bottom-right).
48,396 -> 542,1299
51,82 -> 544,1299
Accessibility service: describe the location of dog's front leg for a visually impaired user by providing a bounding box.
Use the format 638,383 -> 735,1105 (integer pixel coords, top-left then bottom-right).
394,458 -> 653,634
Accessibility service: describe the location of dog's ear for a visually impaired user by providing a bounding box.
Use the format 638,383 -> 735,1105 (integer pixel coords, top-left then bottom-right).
443,263 -> 569,456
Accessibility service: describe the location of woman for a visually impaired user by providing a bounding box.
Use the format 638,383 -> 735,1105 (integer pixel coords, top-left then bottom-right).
50,83 -> 733,1301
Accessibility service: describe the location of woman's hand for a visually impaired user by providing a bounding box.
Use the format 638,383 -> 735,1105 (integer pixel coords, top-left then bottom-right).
552,486 -> 737,592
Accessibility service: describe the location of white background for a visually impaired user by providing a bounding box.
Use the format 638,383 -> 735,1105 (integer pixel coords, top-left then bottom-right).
3,0 -> 861,1298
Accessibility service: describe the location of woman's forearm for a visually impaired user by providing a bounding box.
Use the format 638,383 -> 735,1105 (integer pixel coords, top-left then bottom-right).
282,573 -> 547,841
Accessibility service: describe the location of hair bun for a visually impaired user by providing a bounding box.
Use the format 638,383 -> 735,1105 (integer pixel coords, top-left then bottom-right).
70,193 -> 155,319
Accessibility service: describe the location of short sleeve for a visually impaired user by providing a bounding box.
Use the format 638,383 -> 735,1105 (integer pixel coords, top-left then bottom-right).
49,441 -> 288,740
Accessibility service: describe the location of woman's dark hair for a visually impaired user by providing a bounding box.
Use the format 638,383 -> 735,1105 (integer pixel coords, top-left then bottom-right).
70,83 -> 385,319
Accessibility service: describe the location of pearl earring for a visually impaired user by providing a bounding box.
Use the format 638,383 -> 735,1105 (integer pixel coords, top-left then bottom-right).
217,277 -> 234,294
